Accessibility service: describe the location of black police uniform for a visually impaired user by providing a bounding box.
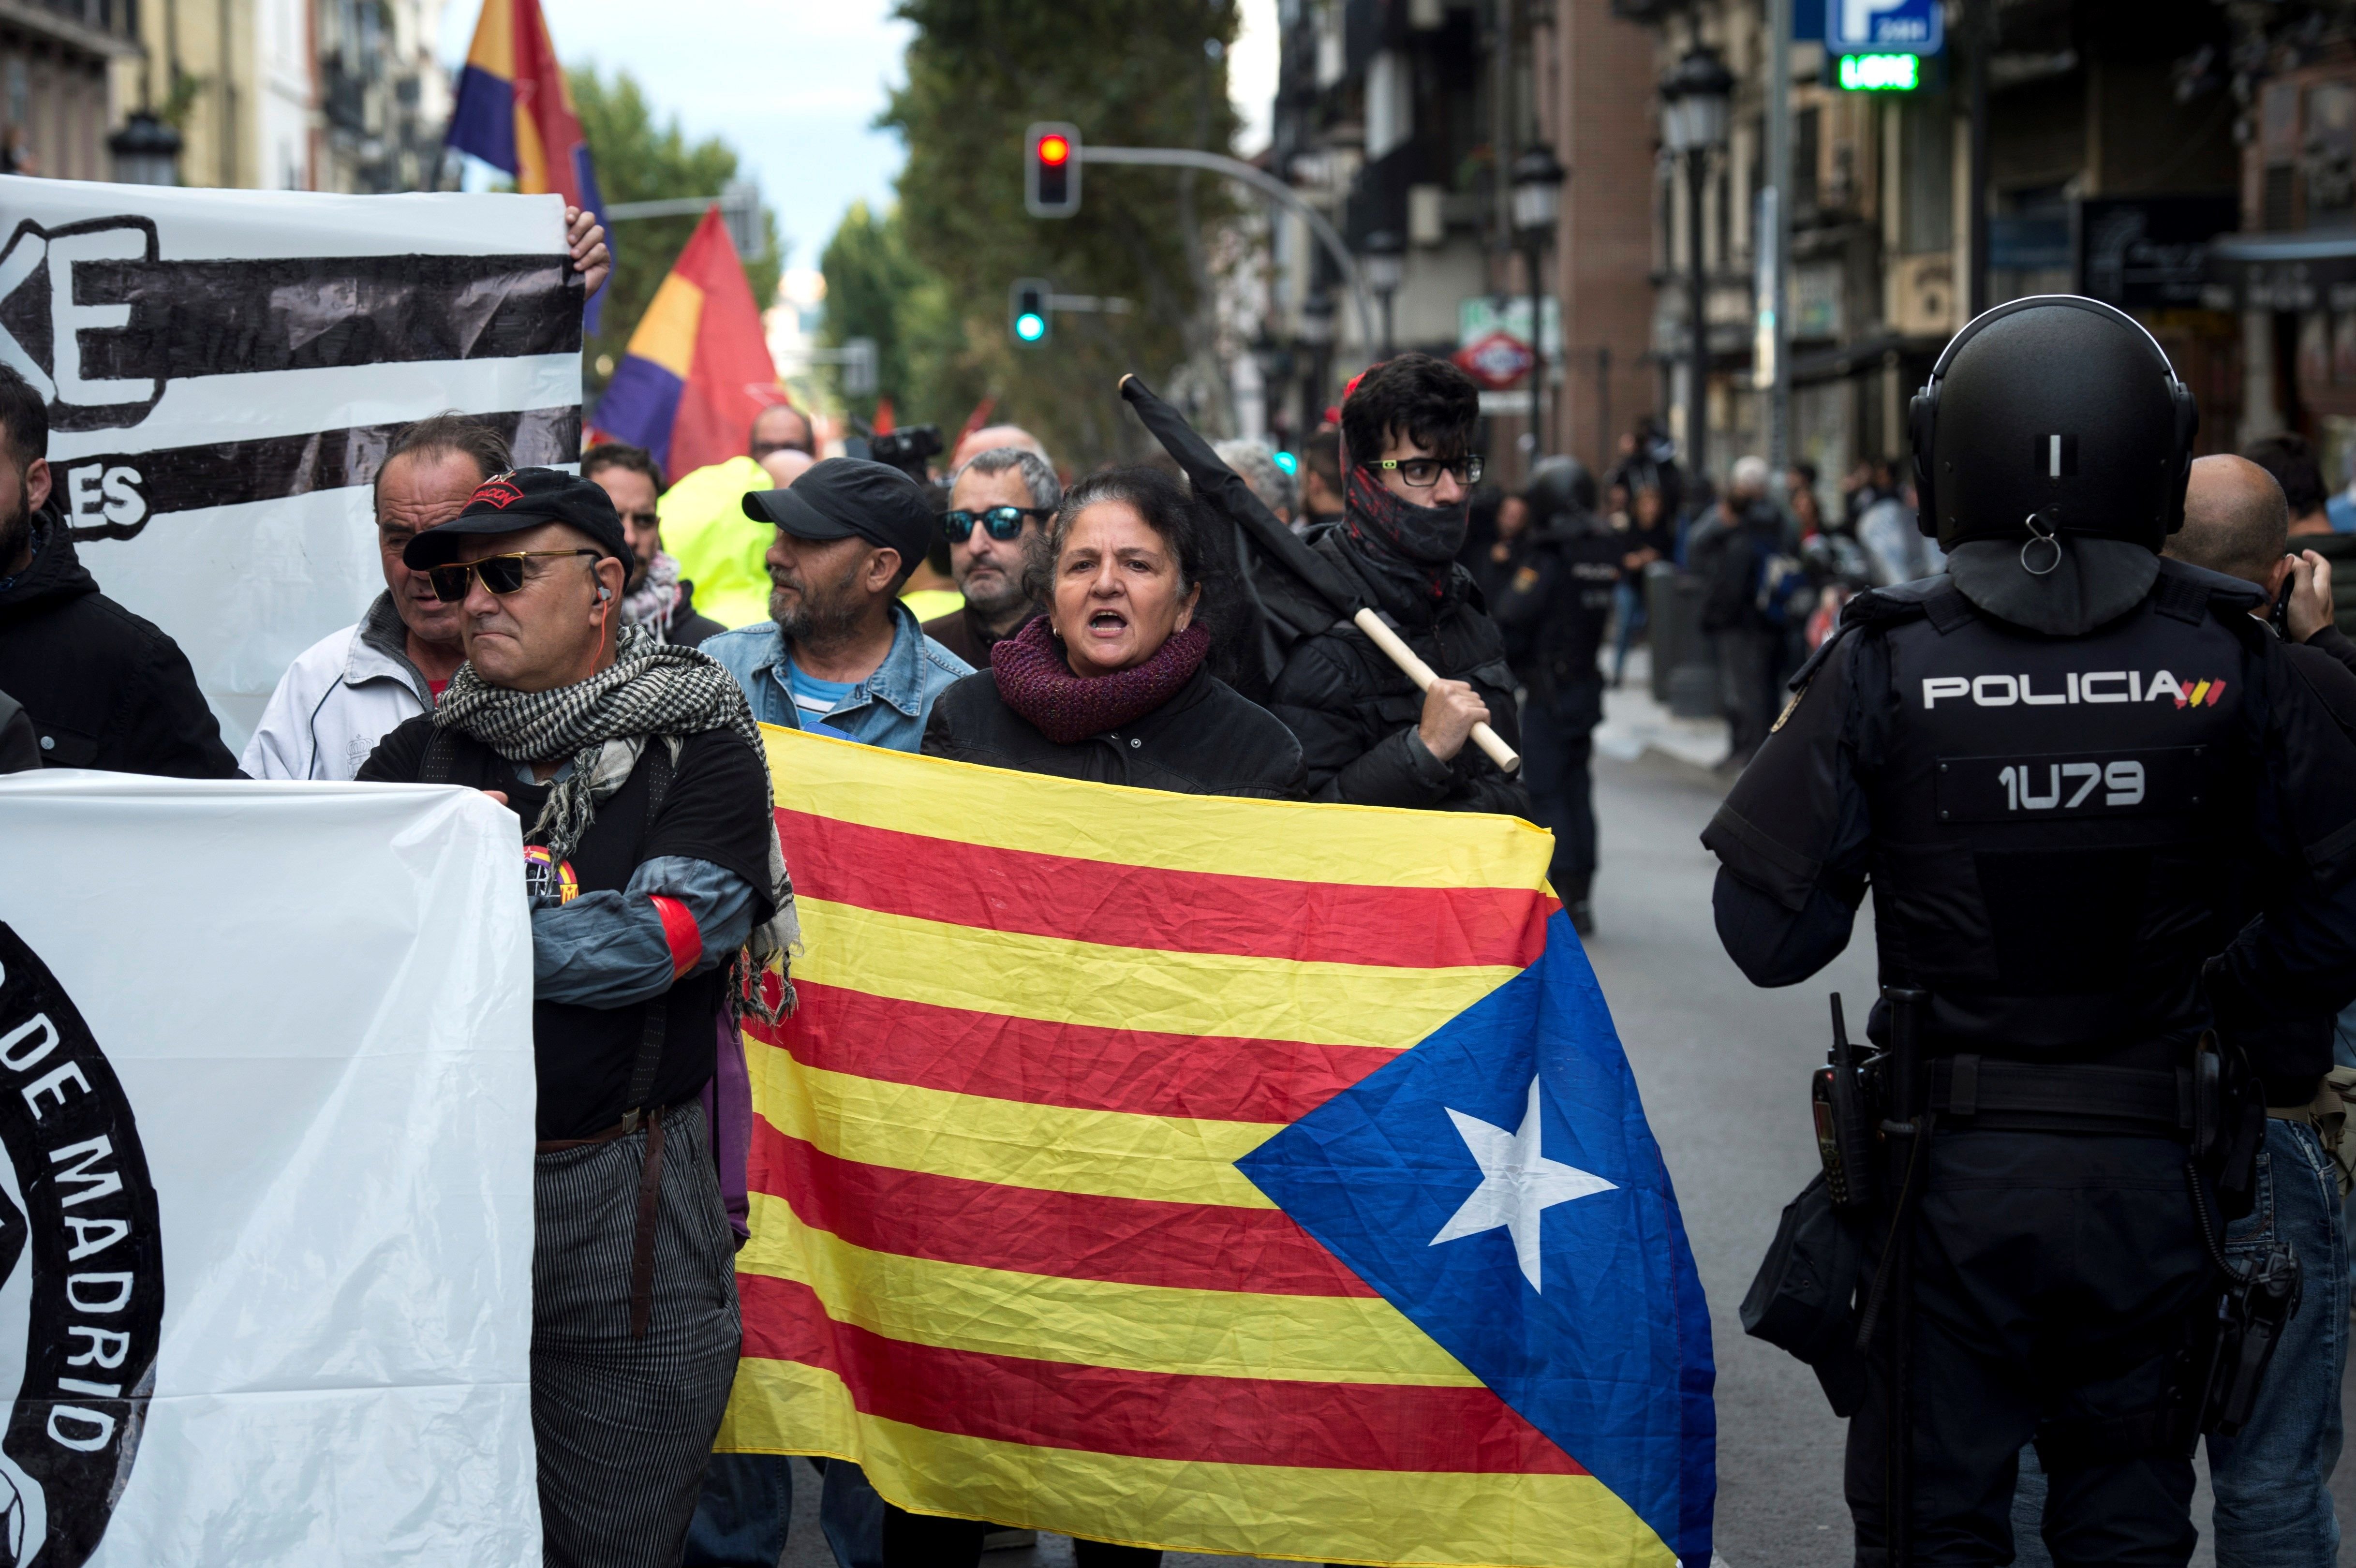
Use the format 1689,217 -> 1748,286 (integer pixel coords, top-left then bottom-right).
1706,296 -> 2356,1568
1490,461 -> 1622,910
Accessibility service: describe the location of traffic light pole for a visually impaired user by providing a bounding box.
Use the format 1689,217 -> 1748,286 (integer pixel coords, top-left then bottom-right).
1078,145 -> 1378,353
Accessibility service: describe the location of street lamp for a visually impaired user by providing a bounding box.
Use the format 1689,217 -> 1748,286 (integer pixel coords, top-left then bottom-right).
1511,144 -> 1568,461
108,111 -> 182,186
1361,229 -> 1405,359
1659,47 -> 1734,491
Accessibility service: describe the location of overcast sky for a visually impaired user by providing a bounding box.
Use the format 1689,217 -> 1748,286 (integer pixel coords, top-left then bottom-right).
439,0 -> 1280,277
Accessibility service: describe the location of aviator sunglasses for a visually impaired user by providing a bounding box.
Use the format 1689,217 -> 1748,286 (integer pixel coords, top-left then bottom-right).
427,549 -> 604,603
943,505 -> 1052,543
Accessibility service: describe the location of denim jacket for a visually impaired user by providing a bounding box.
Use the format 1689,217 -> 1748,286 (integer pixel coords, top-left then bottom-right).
702,600 -> 972,754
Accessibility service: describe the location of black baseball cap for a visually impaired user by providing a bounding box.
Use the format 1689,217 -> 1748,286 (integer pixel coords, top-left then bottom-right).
742,457 -> 934,569
400,467 -> 630,569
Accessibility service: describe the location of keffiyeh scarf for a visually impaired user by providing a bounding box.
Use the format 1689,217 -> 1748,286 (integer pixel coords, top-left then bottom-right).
435,625 -> 800,1019
621,550 -> 683,637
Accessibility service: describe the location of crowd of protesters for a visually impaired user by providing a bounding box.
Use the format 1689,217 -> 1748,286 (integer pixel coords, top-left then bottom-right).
0,337 -> 1538,1567
18,260 -> 2356,1567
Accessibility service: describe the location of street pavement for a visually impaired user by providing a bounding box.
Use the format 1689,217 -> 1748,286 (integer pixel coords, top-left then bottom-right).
771,731 -> 2356,1568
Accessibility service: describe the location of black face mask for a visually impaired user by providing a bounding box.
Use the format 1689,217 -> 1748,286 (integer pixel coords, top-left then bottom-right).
1347,465 -> 1469,571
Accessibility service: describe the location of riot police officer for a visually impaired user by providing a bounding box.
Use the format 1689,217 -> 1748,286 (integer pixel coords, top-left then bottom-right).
1490,457 -> 1621,933
1706,296 -> 2356,1566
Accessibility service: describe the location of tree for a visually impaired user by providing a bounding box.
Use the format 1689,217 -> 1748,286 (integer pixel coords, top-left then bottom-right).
818,202 -> 961,431
569,69 -> 784,400
882,0 -> 1241,468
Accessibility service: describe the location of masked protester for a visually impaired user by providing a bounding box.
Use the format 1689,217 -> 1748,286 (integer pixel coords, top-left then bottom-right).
1263,353 -> 1530,816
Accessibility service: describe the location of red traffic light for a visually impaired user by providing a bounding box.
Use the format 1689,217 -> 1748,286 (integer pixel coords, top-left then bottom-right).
1025,122 -> 1081,217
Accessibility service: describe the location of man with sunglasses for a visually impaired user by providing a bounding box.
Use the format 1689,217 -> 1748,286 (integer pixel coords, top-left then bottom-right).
358,467 -> 791,1568
922,447 -> 1062,666
1264,353 -> 1529,816
700,457 -> 970,752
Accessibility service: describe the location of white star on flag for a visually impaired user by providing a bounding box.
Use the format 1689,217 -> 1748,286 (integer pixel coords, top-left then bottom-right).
1429,1075 -> 1616,1291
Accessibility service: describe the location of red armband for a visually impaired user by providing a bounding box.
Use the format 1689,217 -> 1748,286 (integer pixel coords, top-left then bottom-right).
648,895 -> 702,979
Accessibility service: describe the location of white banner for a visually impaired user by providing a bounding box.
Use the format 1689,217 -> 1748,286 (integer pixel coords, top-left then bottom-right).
0,770 -> 538,1565
0,177 -> 585,750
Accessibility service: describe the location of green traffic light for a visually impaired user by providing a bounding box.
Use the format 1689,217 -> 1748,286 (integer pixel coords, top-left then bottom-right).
1015,312 -> 1048,342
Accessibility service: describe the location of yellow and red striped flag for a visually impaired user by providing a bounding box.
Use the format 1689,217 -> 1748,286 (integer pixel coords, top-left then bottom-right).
720,727 -> 1715,1567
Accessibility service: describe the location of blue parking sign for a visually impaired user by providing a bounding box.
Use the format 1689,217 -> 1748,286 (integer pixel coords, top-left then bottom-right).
1826,0 -> 1942,53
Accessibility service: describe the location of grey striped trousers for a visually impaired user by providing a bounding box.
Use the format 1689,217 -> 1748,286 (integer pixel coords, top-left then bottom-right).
533,1099 -> 741,1568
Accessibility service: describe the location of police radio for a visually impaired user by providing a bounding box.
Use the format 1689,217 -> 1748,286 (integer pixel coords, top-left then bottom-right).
1811,993 -> 1880,1213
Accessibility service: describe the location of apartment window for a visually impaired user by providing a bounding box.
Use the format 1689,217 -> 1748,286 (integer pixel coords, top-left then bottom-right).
1900,98 -> 1953,254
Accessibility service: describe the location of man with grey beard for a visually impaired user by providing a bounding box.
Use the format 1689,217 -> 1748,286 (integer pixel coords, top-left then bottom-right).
923,445 -> 1061,666
701,457 -> 970,751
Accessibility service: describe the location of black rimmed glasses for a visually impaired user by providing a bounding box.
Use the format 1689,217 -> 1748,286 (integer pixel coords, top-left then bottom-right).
943,505 -> 1052,542
426,549 -> 603,603
1365,455 -> 1483,488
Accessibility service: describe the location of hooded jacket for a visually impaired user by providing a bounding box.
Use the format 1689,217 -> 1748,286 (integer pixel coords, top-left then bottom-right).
0,511 -> 237,778
1262,528 -> 1529,814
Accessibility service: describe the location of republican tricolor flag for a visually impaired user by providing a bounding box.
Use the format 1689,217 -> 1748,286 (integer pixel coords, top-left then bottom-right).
721,730 -> 1718,1567
592,208 -> 783,479
446,0 -> 607,325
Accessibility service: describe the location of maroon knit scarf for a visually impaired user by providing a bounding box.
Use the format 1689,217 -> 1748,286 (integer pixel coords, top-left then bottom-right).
989,614 -> 1211,744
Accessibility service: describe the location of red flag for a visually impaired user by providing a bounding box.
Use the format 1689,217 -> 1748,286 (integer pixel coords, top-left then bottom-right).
593,208 -> 782,477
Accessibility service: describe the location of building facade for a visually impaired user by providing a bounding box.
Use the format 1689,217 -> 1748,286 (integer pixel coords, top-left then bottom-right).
1263,0 -> 1660,482
0,0 -> 141,183
1619,0 -> 2239,505
132,0 -> 445,191
2207,3 -> 2356,495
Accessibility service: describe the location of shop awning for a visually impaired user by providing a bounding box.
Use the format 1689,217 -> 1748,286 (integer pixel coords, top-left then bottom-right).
2202,230 -> 2356,311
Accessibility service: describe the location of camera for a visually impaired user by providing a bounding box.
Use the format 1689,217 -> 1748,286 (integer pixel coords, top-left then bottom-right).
865,424 -> 944,484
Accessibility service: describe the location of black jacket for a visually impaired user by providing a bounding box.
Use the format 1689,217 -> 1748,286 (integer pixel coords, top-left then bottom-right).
1688,500 -> 1787,635
1488,517 -> 1623,707
0,513 -> 238,777
1262,529 -> 1530,814
656,581 -> 725,648
922,665 -> 1306,799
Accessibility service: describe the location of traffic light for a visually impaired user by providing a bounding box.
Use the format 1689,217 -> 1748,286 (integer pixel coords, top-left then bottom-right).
1010,279 -> 1052,345
1025,122 -> 1082,218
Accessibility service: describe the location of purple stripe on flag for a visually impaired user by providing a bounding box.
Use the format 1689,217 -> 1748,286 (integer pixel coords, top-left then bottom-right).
446,65 -> 518,172
593,355 -> 687,470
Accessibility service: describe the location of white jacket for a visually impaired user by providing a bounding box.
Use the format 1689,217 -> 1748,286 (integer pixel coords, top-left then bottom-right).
241,594 -> 432,780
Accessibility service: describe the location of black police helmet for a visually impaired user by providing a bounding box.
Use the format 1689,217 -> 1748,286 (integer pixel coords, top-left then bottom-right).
1909,295 -> 2198,553
1524,455 -> 1598,521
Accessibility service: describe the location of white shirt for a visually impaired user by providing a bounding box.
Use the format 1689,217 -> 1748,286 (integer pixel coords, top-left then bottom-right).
241,594 -> 433,780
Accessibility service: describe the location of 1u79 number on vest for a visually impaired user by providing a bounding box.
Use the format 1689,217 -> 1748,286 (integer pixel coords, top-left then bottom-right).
1934,746 -> 2208,823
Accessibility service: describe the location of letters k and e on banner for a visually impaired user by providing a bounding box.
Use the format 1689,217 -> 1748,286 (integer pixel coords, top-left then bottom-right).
0,176 -> 585,751
724,729 -> 1718,1568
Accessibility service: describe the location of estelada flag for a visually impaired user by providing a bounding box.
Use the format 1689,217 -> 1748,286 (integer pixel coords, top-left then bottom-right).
593,208 -> 784,478
445,0 -> 607,326
723,729 -> 1717,1568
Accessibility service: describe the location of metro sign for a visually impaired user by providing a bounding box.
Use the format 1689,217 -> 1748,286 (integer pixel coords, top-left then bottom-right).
1826,0 -> 1941,54
1453,330 -> 1535,391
